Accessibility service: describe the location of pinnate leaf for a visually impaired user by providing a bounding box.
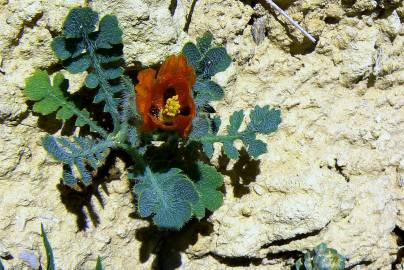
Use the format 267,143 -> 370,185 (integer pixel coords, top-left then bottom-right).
52,7 -> 125,129
42,135 -> 112,186
190,107 -> 280,160
182,32 -> 231,111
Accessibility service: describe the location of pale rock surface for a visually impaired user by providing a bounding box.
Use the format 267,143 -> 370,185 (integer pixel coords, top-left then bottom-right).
0,0 -> 403,269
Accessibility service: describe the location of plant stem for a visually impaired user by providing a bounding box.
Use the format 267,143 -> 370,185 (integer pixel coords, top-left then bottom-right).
263,0 -> 317,43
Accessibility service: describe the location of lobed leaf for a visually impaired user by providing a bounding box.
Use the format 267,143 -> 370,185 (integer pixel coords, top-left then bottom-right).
85,73 -> 99,89
188,116 -> 210,141
96,15 -> 123,49
51,37 -> 85,61
223,141 -> 239,159
247,105 -> 281,134
193,79 -> 224,109
228,110 -> 244,135
133,167 -> 199,229
64,54 -> 90,74
241,133 -> 267,158
63,7 -> 98,38
196,31 -> 213,54
182,42 -> 201,69
192,162 -> 224,218
198,47 -> 231,79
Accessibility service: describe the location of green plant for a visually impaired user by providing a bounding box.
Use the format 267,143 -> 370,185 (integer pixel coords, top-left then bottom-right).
41,224 -> 102,270
24,7 -> 281,229
0,225 -> 102,270
294,243 -> 346,270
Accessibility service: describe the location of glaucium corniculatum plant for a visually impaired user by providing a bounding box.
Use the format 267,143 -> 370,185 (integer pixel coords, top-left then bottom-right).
24,7 -> 281,229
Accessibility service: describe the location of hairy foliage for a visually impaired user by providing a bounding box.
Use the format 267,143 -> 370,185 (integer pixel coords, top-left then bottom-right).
42,135 -> 113,186
133,167 -> 199,229
24,7 -> 281,230
182,32 -> 231,111
294,243 -> 346,270
189,105 -> 281,159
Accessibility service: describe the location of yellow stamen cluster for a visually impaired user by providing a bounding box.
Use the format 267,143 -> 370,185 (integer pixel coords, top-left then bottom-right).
162,95 -> 181,117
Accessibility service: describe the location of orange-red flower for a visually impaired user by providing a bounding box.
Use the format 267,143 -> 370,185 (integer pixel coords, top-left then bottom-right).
135,54 -> 196,138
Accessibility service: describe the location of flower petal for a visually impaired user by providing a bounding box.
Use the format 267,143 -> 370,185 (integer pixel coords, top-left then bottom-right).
158,55 -> 196,86
136,68 -> 157,131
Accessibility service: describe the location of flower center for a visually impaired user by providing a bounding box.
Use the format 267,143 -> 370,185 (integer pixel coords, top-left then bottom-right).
162,95 -> 181,118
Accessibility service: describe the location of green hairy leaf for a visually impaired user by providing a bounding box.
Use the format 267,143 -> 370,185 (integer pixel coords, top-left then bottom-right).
190,106 -> 281,159
192,162 -> 224,218
96,15 -> 123,49
52,7 -> 124,131
41,224 -> 55,270
247,105 -> 281,134
294,243 -> 346,270
25,71 -> 108,137
42,135 -> 113,186
133,167 -> 199,229
182,31 -> 231,111
25,71 -> 71,117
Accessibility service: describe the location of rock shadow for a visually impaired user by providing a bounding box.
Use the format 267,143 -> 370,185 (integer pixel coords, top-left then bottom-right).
56,153 -> 121,231
134,219 -> 214,270
218,148 -> 261,198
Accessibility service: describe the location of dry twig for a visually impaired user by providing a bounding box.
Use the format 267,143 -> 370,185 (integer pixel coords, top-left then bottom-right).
263,0 -> 317,43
